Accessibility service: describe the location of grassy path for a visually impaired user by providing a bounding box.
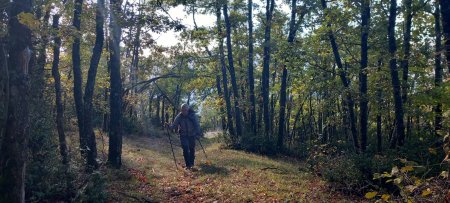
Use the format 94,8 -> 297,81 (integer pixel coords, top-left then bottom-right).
105,132 -> 360,202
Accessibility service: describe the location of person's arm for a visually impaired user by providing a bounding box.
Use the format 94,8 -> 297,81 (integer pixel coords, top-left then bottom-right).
169,113 -> 181,129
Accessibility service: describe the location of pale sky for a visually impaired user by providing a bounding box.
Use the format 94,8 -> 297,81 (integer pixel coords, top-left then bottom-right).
153,1 -> 290,47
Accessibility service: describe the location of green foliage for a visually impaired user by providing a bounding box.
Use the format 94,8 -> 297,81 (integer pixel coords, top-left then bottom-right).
79,171 -> 108,203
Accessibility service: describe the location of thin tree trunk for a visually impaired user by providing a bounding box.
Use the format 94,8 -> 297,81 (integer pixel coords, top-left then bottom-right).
216,75 -> 227,131
0,0 -> 32,201
262,0 -> 275,137
320,0 -> 359,151
0,39 -> 8,151
72,0 -> 86,157
247,0 -> 256,134
83,0 -> 105,169
376,59 -> 383,153
216,2 -> 235,138
388,0 -> 405,148
434,2 -> 443,136
223,2 -> 243,137
51,14 -> 69,166
278,0 -> 304,149
108,0 -> 124,168
439,0 -> 450,73
359,0 -> 370,152
401,0 -> 412,102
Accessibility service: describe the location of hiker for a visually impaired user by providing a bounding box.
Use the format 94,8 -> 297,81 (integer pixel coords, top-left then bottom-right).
166,103 -> 202,169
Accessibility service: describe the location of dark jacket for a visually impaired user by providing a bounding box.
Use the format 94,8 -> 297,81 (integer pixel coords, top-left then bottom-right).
170,110 -> 201,137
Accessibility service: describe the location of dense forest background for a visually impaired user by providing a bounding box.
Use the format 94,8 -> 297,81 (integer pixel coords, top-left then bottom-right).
0,0 -> 449,202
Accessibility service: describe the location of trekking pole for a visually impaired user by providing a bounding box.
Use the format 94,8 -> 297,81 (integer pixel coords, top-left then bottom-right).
165,126 -> 178,170
196,137 -> 208,159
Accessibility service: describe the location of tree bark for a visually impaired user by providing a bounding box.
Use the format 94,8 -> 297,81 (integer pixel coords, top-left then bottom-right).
247,0 -> 256,134
72,0 -> 86,157
434,2 -> 443,136
216,2 -> 235,138
401,0 -> 412,102
51,14 -> 69,166
0,0 -> 32,201
108,0 -> 124,168
278,0 -> 304,150
83,0 -> 105,169
216,75 -> 227,131
359,0 -> 370,152
376,59 -> 383,153
320,0 -> 359,151
262,0 -> 275,137
439,0 -> 450,73
0,39 -> 7,151
223,2 -> 243,137
388,0 -> 405,148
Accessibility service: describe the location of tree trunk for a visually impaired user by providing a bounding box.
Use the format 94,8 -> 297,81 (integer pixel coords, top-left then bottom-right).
376,59 -> 383,153
359,0 -> 370,152
320,0 -> 360,151
388,0 -> 405,148
83,0 -> 105,169
434,2 -> 443,136
278,0 -> 303,150
401,0 -> 412,102
262,0 -> 275,137
439,0 -> 450,73
72,0 -> 86,157
247,0 -> 256,134
0,40 -> 7,151
223,2 -> 243,138
216,3 -> 235,138
216,75 -> 227,131
0,0 -> 32,201
51,14 -> 69,166
108,0 -> 124,168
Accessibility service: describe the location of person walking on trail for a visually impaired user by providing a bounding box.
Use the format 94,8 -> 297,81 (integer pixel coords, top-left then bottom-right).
167,103 -> 202,170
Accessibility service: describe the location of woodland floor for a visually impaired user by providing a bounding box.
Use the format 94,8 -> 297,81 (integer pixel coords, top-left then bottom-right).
96,130 -> 363,202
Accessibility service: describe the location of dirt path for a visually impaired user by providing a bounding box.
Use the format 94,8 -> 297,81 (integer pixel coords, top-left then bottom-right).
106,132 -> 360,202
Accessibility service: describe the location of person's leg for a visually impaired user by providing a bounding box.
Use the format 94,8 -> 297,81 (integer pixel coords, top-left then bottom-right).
180,135 -> 190,167
188,136 -> 196,167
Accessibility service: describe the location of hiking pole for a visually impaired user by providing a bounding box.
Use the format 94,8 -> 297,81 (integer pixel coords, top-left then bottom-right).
165,126 -> 178,170
196,137 -> 208,159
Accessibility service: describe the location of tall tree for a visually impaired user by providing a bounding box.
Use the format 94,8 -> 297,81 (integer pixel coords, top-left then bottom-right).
83,0 -> 105,169
277,0 -> 304,150
434,1 -> 443,136
440,0 -> 450,73
401,0 -> 412,102
247,0 -> 256,134
72,0 -> 85,156
223,1 -> 243,137
108,0 -> 124,168
0,0 -> 33,201
216,2 -> 235,138
320,0 -> 359,151
387,0 -> 405,148
359,0 -> 370,152
262,0 -> 275,137
51,14 -> 69,166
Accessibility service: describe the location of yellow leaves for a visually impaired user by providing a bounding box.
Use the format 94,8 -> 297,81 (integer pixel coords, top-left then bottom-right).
428,148 -> 437,155
421,188 -> 432,197
365,191 -> 378,199
401,166 -> 414,173
17,12 -> 39,30
381,194 -> 390,201
439,171 -> 448,179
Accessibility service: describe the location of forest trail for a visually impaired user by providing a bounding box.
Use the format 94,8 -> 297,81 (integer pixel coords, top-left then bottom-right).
105,131 -> 360,202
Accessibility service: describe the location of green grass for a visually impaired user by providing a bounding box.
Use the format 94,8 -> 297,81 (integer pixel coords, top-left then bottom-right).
102,130 -> 362,202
